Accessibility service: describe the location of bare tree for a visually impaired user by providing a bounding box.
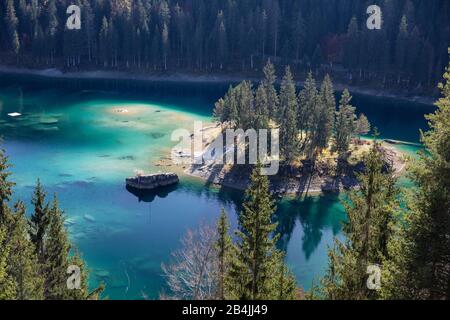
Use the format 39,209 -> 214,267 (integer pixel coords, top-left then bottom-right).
161,223 -> 218,300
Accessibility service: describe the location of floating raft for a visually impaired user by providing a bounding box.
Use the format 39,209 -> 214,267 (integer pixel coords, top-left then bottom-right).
125,173 -> 179,190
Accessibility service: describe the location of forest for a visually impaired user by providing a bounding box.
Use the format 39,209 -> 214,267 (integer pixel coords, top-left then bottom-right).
0,0 -> 449,94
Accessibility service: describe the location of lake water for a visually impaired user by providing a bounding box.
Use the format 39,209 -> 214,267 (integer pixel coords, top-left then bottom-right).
0,73 -> 435,299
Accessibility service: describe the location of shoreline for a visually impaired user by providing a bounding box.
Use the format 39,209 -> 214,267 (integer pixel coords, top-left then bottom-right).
0,65 -> 435,106
179,142 -> 407,196
157,123 -> 409,196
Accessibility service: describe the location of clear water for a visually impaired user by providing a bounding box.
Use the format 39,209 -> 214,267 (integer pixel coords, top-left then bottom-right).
0,73 -> 435,299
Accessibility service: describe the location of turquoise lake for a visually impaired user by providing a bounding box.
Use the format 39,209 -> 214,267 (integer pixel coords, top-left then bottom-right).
0,73 -> 435,299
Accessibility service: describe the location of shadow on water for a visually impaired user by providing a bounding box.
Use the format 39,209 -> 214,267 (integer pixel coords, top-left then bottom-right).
275,192 -> 345,261
125,184 -> 179,203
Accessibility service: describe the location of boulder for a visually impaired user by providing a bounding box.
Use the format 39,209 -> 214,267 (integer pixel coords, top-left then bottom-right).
125,173 -> 179,190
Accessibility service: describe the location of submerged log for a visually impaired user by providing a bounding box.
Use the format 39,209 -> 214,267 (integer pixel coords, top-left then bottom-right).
125,173 -> 179,190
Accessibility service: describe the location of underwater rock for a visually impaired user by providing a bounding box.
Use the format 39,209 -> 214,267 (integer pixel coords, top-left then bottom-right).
83,214 -> 96,222
149,132 -> 165,139
64,218 -> 77,226
125,172 -> 179,191
118,155 -> 135,161
95,269 -> 111,279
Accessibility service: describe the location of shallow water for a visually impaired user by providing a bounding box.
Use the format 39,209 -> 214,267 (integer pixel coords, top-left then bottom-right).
0,73 -> 435,299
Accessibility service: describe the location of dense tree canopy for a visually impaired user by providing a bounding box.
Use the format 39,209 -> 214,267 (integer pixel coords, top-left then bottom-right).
0,0 -> 448,92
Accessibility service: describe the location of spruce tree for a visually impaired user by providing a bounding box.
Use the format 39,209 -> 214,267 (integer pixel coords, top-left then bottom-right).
5,0 -> 20,54
318,75 -> 336,150
356,114 -> 371,140
0,226 -> 15,299
334,89 -> 357,157
382,50 -> 450,300
279,67 -> 299,163
254,84 -> 270,130
228,164 -> 296,300
0,146 -> 15,222
262,60 -> 279,119
215,209 -> 232,300
298,72 -> 318,153
6,201 -> 44,299
43,195 -> 71,299
29,179 -> 50,259
321,142 -> 400,300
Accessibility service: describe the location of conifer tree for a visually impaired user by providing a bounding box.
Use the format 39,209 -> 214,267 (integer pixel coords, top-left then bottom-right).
334,89 -> 357,157
6,201 -> 44,299
0,147 -> 14,222
43,195 -> 71,299
0,226 -> 15,299
382,50 -> 450,300
298,72 -> 318,153
279,67 -> 299,163
254,84 -> 270,130
5,0 -> 20,54
228,164 -> 296,300
356,114 -> 371,140
29,179 -> 50,259
321,142 -> 399,300
318,75 -> 336,149
215,209 -> 232,300
262,60 -> 279,119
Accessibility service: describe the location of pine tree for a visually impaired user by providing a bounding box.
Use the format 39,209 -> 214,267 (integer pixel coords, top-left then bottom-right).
356,114 -> 371,140
321,142 -> 400,300
254,84 -> 270,130
43,195 -> 71,299
298,72 -> 318,153
98,17 -> 110,67
6,201 -> 44,299
228,164 -> 296,300
334,89 -> 356,157
262,60 -> 279,119
270,251 -> 297,300
382,50 -> 450,300
29,179 -> 50,259
0,147 -> 15,222
0,226 -> 15,299
319,75 -> 336,148
215,209 -> 232,300
279,67 -> 299,163
4,0 -> 20,54
46,0 -> 58,63
395,15 -> 409,72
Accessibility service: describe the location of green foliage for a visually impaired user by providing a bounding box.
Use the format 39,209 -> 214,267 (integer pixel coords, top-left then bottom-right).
227,164 -> 297,300
6,201 -> 44,299
1,0 -> 446,88
334,89 -> 357,156
381,49 -> 450,300
29,179 -> 50,259
0,147 -> 101,300
279,67 -> 299,163
356,114 -> 371,138
321,142 -> 400,300
215,209 -> 233,300
262,60 -> 279,119
315,74 -> 336,151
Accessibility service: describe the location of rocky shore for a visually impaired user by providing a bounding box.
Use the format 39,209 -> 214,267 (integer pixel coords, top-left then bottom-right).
175,126 -> 407,195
